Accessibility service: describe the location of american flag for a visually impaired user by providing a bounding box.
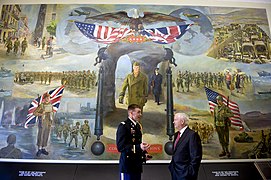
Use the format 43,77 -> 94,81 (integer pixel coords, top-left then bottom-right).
141,24 -> 192,44
24,85 -> 65,128
204,87 -> 243,129
74,21 -> 133,44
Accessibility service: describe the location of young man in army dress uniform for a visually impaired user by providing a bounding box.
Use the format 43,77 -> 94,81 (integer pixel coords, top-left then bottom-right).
116,104 -> 152,180
213,95 -> 234,158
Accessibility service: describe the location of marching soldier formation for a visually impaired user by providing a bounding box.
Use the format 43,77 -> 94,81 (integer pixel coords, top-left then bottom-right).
175,69 -> 251,94
61,70 -> 97,91
54,120 -> 92,150
4,37 -> 28,56
13,70 -> 97,91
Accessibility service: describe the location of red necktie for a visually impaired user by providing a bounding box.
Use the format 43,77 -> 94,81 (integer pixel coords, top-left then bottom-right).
174,132 -> 181,149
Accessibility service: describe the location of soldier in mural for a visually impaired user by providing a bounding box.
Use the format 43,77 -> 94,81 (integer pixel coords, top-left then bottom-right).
0,134 -> 22,159
48,71 -> 53,85
248,130 -> 269,159
56,124 -> 63,139
5,37 -> 13,55
33,93 -> 54,157
69,122 -> 80,148
119,62 -> 148,112
151,68 -> 163,105
61,71 -> 67,85
233,70 -> 241,93
217,72 -> 224,89
213,95 -> 233,158
42,37 -> 46,50
13,38 -> 20,55
62,123 -> 71,144
184,70 -> 191,92
176,70 -> 184,92
46,37 -> 53,57
21,37 -> 28,56
80,120 -> 91,149
225,70 -> 233,94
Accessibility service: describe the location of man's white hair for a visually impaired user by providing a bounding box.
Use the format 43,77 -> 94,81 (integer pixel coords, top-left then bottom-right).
176,113 -> 189,125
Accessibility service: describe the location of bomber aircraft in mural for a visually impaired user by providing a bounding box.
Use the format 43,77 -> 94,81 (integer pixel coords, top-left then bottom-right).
0,4 -> 270,161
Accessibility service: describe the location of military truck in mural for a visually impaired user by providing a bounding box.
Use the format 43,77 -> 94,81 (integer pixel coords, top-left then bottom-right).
208,23 -> 271,63
254,40 -> 270,60
241,42 -> 255,62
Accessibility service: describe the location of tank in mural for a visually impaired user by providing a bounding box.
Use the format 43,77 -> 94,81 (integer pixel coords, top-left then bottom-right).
0,4 -> 271,161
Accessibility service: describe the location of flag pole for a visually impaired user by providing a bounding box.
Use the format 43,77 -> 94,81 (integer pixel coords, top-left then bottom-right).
91,59 -> 105,156
164,56 -> 175,155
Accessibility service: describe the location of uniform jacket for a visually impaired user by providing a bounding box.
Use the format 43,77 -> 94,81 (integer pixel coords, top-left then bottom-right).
116,118 -> 145,174
214,104 -> 233,127
169,127 -> 202,180
120,72 -> 148,108
33,102 -> 54,128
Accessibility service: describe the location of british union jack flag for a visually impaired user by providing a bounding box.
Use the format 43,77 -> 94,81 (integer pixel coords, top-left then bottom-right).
24,85 -> 65,128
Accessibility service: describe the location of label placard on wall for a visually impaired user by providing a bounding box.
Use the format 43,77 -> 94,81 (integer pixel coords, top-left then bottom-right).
202,162 -> 262,180
0,162 -> 77,180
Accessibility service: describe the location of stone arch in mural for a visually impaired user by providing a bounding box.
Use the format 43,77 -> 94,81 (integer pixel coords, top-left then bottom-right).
100,42 -> 172,114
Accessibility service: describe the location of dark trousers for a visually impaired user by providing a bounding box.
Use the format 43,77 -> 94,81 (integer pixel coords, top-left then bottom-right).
155,95 -> 160,104
120,172 -> 141,180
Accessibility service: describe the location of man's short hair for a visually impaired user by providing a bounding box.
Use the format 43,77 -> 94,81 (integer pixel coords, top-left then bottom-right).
128,104 -> 141,111
43,93 -> 50,99
133,62 -> 140,67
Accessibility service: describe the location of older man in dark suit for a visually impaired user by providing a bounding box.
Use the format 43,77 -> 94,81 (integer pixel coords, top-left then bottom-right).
169,113 -> 202,180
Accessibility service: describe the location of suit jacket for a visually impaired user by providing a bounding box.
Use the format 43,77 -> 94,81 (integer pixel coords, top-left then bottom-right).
169,127 -> 202,180
116,118 -> 144,174
151,73 -> 163,95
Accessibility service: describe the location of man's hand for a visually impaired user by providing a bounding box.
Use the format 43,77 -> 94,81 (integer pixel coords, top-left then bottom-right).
140,142 -> 150,151
119,96 -> 124,104
119,92 -> 124,104
145,153 -> 153,161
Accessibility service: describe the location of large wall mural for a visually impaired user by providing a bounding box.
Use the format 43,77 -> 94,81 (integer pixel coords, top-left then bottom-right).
0,4 -> 270,161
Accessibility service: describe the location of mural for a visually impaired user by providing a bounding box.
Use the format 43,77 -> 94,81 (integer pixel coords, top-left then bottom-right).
0,4 -> 271,161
